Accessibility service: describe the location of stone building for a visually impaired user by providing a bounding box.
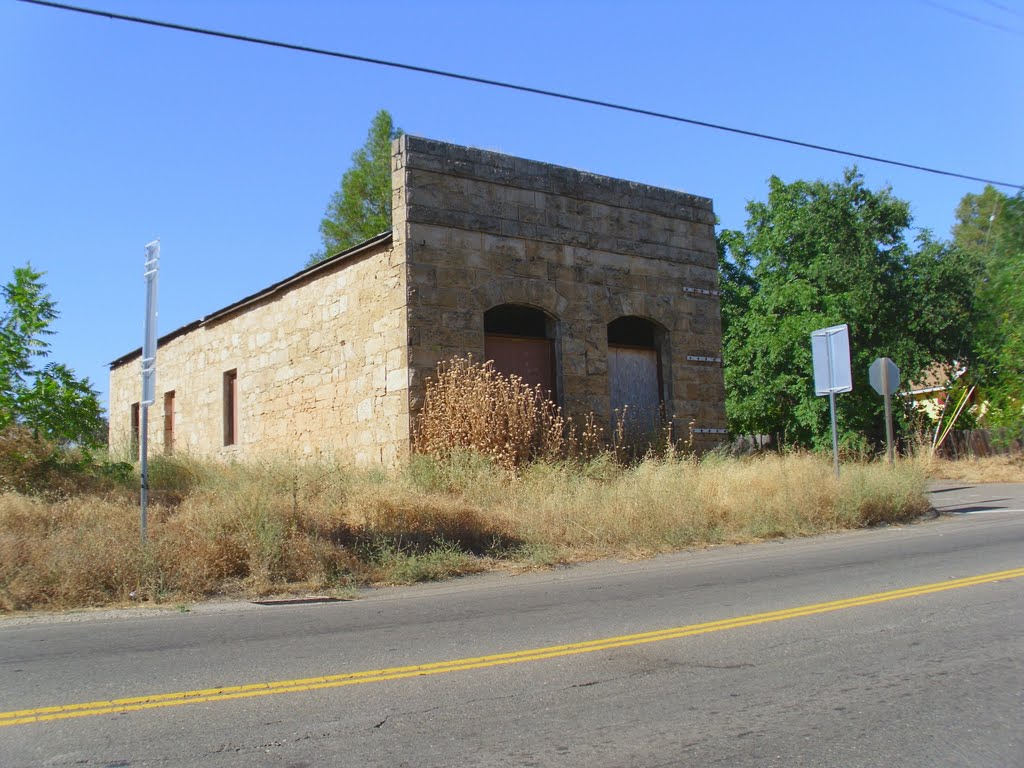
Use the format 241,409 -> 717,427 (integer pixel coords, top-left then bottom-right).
109,136 -> 726,464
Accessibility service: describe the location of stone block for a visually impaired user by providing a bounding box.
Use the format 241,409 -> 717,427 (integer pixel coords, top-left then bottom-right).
386,347 -> 404,371
386,368 -> 408,393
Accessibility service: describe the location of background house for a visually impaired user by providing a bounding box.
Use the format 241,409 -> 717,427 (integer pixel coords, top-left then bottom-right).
109,136 -> 727,464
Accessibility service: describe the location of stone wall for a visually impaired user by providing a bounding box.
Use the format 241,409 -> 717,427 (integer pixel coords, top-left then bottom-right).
394,135 -> 727,448
109,237 -> 410,464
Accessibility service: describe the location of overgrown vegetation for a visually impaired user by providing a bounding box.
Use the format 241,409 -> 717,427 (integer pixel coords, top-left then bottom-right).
1,357 -> 944,613
7,351 -> 1019,615
413,357 -> 605,470
0,448 -> 937,613
413,357 -> 691,469
916,452 -> 1024,484
0,427 -> 130,497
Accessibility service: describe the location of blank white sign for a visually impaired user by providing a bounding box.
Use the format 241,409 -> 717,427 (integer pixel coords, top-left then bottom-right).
811,324 -> 852,395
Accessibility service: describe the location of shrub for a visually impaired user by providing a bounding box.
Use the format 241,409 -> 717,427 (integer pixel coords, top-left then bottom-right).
0,426 -> 131,498
413,357 -> 602,470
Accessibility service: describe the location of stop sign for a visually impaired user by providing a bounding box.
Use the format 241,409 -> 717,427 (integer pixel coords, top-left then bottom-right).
869,357 -> 900,396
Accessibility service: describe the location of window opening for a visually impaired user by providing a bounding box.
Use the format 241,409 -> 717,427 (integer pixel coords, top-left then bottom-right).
484,304 -> 557,399
484,305 -> 549,338
223,370 -> 238,446
163,390 -> 175,454
130,402 -> 140,460
608,316 -> 657,348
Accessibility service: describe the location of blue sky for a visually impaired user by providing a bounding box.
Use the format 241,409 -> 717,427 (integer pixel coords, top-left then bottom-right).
2,0 -> 1021,414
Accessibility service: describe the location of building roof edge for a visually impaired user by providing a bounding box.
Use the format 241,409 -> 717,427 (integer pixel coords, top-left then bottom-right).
108,230 -> 394,369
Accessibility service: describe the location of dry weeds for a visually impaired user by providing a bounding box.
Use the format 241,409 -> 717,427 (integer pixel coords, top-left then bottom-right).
0,361 -> 942,613
1,451 -> 932,613
413,357 -> 603,469
916,452 -> 1024,483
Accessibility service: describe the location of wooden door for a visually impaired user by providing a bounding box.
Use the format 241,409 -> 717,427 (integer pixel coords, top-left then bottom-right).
609,345 -> 661,434
484,335 -> 556,399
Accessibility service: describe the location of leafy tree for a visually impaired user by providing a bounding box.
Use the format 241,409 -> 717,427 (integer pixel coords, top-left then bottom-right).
952,185 -> 1007,258
953,186 -> 1024,427
719,170 -> 979,449
0,265 -> 104,446
309,109 -> 403,265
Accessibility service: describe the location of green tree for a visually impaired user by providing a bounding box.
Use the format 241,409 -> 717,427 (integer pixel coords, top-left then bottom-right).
0,265 -> 104,446
309,109 -> 403,265
952,185 -> 1006,257
719,170 -> 979,449
953,186 -> 1024,427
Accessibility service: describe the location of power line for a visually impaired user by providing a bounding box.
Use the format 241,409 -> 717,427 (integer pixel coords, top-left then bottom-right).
19,0 -> 1024,191
981,0 -> 1024,20
919,0 -> 1024,36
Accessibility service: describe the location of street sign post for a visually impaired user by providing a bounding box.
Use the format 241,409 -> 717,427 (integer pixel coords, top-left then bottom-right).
811,324 -> 852,478
869,357 -> 900,466
140,240 -> 160,542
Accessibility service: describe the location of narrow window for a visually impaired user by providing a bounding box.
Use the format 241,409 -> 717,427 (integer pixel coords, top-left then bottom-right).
130,402 -> 140,460
163,390 -> 175,454
223,370 -> 238,446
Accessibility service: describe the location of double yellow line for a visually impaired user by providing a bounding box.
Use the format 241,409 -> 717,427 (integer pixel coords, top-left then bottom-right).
3,566 -> 1022,728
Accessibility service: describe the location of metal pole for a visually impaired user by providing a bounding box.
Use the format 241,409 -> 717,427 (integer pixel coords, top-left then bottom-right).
882,365 -> 894,466
826,332 -> 840,479
140,406 -> 149,541
140,239 -> 160,543
883,391 -> 894,466
829,390 -> 840,479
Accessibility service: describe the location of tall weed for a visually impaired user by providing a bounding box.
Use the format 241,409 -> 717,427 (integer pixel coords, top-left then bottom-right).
413,357 -> 603,469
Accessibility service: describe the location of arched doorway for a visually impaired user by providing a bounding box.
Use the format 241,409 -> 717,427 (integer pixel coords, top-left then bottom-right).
484,304 -> 558,399
607,316 -> 667,433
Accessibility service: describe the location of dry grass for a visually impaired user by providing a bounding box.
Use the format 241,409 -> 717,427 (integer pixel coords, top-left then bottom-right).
0,426 -> 130,497
0,451 -> 932,613
0,363 -> 938,613
498,452 -> 929,555
915,452 -> 1024,483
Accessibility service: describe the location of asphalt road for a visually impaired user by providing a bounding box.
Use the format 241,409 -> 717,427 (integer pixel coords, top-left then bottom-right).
1,484 -> 1022,767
